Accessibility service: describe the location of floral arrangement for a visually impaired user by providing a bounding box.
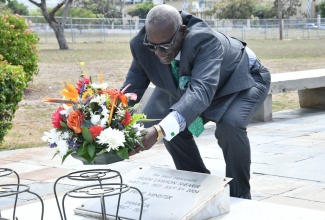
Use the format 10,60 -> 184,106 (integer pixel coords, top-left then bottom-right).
42,63 -> 149,164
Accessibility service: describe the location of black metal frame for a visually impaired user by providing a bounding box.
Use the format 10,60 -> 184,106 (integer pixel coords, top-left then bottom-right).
54,169 -> 143,220
0,168 -> 44,220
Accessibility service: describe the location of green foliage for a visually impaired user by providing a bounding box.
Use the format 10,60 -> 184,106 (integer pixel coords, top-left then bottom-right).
319,1 -> 325,18
0,60 -> 27,145
127,2 -> 155,19
253,2 -> 277,19
0,1 -> 11,14
0,14 -> 39,146
74,0 -> 122,18
216,0 -> 256,19
273,0 -> 302,18
29,9 -> 42,16
0,14 -> 39,82
6,0 -> 29,15
55,7 -> 97,18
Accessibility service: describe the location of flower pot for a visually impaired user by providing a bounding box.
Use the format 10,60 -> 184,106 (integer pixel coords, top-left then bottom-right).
71,153 -> 124,165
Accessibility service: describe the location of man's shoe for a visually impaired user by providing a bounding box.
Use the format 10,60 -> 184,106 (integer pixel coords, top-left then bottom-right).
239,191 -> 251,200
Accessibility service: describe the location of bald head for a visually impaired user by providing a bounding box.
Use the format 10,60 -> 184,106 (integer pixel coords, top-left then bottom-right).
145,5 -> 182,32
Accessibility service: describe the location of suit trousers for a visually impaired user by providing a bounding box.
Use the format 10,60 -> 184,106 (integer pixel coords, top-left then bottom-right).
163,66 -> 271,198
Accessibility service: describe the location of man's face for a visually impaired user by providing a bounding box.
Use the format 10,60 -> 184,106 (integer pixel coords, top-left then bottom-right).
144,23 -> 184,64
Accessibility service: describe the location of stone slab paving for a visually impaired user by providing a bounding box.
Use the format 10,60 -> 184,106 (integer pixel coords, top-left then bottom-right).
0,108 -> 325,219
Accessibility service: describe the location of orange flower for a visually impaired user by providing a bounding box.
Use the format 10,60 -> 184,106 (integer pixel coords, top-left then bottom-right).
60,82 -> 79,103
67,110 -> 83,134
101,84 -> 132,126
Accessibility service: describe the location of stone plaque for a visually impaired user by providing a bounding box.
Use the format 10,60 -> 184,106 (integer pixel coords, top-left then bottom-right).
75,166 -> 231,220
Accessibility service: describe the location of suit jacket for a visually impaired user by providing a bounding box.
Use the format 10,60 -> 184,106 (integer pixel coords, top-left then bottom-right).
122,12 -> 256,126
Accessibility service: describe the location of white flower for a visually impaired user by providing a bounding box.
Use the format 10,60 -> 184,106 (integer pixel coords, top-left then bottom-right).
56,139 -> 69,157
42,128 -> 60,143
132,124 -> 146,137
96,127 -> 125,152
42,129 -> 70,157
61,131 -> 70,139
100,106 -> 109,128
91,83 -> 108,90
89,104 -> 110,127
60,105 -> 73,117
91,114 -> 101,125
90,94 -> 107,105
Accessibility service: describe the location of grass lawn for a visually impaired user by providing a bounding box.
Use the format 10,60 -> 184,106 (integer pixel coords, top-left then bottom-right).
1,37 -> 325,150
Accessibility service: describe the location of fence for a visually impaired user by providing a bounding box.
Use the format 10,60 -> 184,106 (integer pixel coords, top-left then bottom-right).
23,16 -> 325,44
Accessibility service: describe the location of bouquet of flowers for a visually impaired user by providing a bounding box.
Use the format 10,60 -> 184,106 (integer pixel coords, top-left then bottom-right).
42,63 -> 149,164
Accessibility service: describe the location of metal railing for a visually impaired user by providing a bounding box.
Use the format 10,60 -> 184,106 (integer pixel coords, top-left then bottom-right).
23,16 -> 325,44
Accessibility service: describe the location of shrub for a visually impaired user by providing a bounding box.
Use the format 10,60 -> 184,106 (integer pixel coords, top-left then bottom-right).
0,60 -> 27,145
0,14 -> 39,145
0,14 -> 39,82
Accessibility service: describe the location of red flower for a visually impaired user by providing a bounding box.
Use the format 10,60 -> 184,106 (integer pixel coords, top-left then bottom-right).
51,107 -> 64,128
76,77 -> 90,93
121,110 -> 132,125
89,126 -> 104,139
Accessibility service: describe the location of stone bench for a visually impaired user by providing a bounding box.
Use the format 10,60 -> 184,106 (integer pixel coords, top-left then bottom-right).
253,68 -> 325,121
139,68 -> 325,122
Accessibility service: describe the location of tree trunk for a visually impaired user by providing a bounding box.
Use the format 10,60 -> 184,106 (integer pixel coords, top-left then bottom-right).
278,0 -> 283,40
28,0 -> 73,50
54,28 -> 69,50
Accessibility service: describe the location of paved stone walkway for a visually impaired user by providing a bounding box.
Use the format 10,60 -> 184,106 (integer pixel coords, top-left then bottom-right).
1,108 -> 325,219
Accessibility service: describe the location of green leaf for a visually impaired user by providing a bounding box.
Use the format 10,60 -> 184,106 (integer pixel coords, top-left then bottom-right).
61,150 -> 73,164
77,143 -> 88,155
82,127 -> 93,143
117,147 -> 129,159
138,118 -> 161,123
82,153 -> 92,163
52,150 -> 60,160
60,121 -> 68,128
88,144 -> 96,158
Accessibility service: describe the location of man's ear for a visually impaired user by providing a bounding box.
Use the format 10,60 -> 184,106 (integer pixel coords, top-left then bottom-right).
180,25 -> 187,39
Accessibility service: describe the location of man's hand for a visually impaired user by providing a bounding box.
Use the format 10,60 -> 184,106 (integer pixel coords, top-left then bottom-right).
128,126 -> 159,156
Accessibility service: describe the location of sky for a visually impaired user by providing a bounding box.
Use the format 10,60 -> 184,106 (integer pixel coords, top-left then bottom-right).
17,0 -> 57,10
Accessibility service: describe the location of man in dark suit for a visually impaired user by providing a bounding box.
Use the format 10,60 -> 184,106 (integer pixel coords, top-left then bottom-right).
123,5 -> 271,199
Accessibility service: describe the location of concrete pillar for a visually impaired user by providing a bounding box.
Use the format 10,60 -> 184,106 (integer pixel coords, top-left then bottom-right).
252,94 -> 273,122
298,88 -> 325,108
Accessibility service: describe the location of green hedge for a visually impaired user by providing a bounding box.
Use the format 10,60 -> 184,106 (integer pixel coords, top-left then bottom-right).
0,14 -> 39,145
0,14 -> 39,82
0,61 -> 26,145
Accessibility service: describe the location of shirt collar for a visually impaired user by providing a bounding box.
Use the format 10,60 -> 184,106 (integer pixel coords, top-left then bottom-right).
175,52 -> 181,61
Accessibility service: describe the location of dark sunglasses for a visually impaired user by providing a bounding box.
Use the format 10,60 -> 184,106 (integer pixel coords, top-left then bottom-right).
143,26 -> 180,51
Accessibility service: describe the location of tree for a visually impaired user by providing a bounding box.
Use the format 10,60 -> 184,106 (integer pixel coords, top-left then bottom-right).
7,0 -> 29,15
253,2 -> 276,19
127,2 -> 155,19
56,7 -> 97,18
0,0 -> 8,12
273,0 -> 302,18
215,0 -> 256,19
28,0 -> 73,50
319,1 -> 325,18
74,0 -> 121,18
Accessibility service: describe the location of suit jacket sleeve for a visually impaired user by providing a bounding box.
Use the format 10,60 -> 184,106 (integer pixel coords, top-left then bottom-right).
121,37 -> 151,106
170,30 -> 224,126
